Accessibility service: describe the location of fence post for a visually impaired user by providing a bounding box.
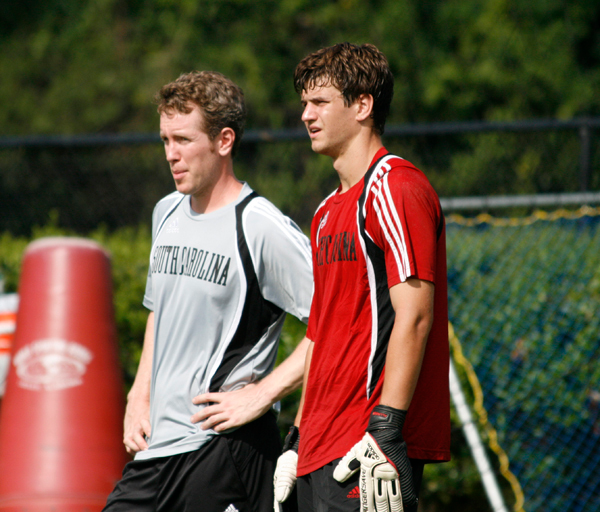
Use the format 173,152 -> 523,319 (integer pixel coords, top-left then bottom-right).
579,123 -> 591,192
449,357 -> 509,512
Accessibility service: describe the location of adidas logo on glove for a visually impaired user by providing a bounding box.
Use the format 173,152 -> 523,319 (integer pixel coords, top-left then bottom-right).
362,443 -> 381,461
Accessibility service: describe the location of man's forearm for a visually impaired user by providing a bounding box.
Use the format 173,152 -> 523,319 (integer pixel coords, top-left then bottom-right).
251,335 -> 311,406
380,279 -> 434,410
127,311 -> 154,402
294,338 -> 314,426
123,311 -> 154,453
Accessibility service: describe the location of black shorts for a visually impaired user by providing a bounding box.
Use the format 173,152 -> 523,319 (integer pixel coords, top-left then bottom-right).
296,458 -> 425,512
103,412 -> 281,512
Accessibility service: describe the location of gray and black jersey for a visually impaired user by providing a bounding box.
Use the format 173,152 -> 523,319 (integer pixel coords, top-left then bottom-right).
136,184 -> 313,460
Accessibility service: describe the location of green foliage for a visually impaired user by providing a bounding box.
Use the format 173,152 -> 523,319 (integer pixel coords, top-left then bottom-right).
1,0 -> 599,137
1,1 -> 599,237
92,224 -> 153,382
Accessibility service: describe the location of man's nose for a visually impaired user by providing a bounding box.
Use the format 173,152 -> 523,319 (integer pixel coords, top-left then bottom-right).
301,103 -> 316,122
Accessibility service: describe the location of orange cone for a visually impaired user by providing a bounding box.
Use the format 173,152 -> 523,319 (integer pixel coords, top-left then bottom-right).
0,293 -> 18,402
0,238 -> 128,511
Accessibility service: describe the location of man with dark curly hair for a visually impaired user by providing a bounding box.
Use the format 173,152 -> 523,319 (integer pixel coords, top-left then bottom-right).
274,43 -> 451,512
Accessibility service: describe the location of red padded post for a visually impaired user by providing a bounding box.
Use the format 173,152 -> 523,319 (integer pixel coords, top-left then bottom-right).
0,238 -> 127,511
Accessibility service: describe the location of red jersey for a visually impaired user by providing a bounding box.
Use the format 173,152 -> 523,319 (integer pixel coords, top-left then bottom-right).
298,148 -> 450,476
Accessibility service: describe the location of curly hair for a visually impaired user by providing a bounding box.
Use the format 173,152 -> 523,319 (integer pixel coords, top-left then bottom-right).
294,43 -> 394,135
156,71 -> 246,156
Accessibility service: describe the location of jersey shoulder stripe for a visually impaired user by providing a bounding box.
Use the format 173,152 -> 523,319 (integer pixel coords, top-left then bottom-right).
154,191 -> 185,225
243,197 -> 312,273
363,155 -> 411,281
150,192 -> 186,261
356,153 -> 404,398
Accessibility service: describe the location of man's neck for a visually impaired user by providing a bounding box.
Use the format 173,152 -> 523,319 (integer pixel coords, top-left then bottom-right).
333,133 -> 384,193
190,164 -> 243,214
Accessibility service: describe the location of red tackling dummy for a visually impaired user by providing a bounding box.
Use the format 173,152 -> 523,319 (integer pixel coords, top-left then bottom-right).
0,238 -> 127,511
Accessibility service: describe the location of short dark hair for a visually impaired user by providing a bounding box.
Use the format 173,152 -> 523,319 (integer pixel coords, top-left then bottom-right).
156,71 -> 246,156
294,43 -> 394,135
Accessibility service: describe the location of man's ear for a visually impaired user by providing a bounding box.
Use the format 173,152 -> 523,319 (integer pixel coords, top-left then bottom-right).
217,127 -> 236,156
355,94 -> 375,123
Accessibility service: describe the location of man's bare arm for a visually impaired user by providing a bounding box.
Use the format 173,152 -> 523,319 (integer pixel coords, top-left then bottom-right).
380,278 -> 435,409
293,338 -> 313,426
123,311 -> 154,454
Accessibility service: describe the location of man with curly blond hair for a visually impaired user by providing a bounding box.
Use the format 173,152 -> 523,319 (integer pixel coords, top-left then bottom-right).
104,71 -> 313,512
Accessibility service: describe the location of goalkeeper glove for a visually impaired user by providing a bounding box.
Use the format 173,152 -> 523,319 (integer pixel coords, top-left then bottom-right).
273,425 -> 300,511
333,405 -> 418,512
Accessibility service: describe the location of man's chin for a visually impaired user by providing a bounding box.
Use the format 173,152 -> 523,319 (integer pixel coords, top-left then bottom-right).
174,182 -> 191,195
310,140 -> 327,154
311,141 -> 334,157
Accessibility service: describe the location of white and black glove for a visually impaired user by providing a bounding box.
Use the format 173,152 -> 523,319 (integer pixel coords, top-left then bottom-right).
333,405 -> 418,512
273,425 -> 300,512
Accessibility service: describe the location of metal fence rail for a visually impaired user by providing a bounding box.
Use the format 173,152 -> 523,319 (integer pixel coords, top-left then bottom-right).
441,191 -> 600,212
1,116 -> 599,190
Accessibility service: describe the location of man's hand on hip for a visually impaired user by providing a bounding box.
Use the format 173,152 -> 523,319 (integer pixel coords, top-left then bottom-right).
191,382 -> 272,432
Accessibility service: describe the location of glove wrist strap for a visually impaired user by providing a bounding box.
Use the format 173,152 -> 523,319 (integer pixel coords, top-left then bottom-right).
367,404 -> 407,433
282,425 -> 300,453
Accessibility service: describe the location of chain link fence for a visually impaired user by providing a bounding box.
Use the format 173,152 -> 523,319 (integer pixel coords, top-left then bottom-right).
447,206 -> 600,512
